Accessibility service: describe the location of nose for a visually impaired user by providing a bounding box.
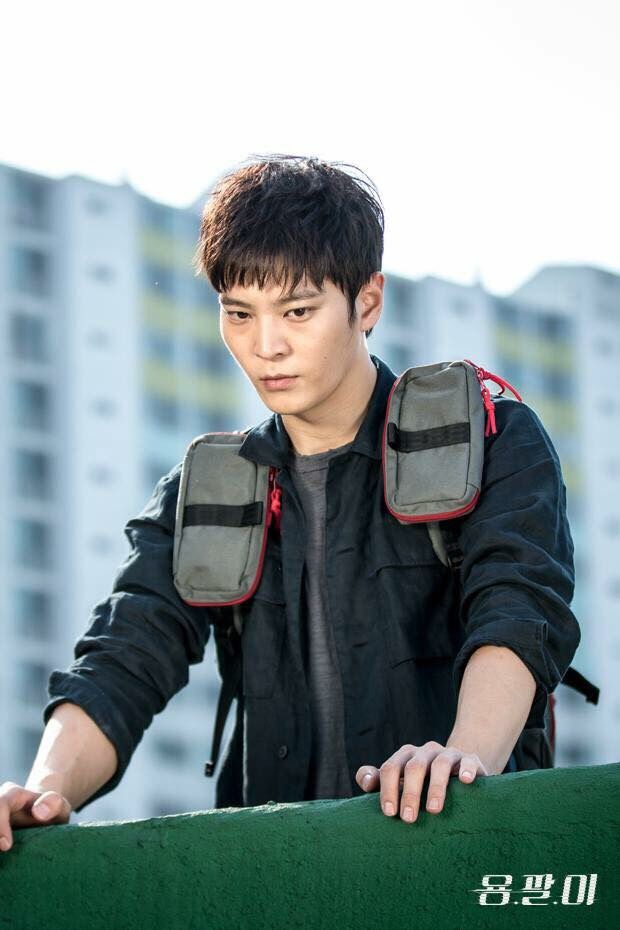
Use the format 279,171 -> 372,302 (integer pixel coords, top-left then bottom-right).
253,317 -> 289,358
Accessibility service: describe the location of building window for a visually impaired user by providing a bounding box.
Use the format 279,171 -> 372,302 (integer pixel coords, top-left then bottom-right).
193,343 -> 231,373
9,172 -> 51,230
386,344 -> 413,374
152,736 -> 189,764
604,518 -> 620,537
451,298 -> 471,316
90,398 -> 118,417
541,369 -> 573,400
561,741 -> 590,765
199,411 -> 234,432
596,301 -> 618,321
145,330 -> 175,364
607,578 -> 620,599
596,397 -> 618,416
86,329 -> 111,349
149,799 -> 179,818
539,314 -> 570,340
145,462 -> 171,490
140,199 -> 175,233
9,245 -> 51,297
15,660 -> 50,706
145,395 -> 178,429
204,676 -> 220,704
593,337 -> 614,356
9,313 -> 48,362
607,459 -> 620,478
84,195 -> 109,215
143,263 -> 175,297
12,588 -> 54,640
88,464 -> 115,484
497,300 -> 521,328
13,449 -> 52,499
88,264 -> 116,284
14,518 -> 53,569
194,276 -> 215,306
12,381 -> 52,431
89,535 -> 114,555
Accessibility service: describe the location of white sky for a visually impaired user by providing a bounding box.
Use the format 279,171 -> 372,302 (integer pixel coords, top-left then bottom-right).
2,0 -> 618,295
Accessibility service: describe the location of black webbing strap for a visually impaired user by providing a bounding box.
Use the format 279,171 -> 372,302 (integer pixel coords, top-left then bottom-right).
204,639 -> 242,777
184,501 -> 263,528
387,420 -> 470,453
434,521 -> 464,571
561,666 -> 600,704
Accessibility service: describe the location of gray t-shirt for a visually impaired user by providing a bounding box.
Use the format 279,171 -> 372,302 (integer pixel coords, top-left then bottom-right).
288,438 -> 355,800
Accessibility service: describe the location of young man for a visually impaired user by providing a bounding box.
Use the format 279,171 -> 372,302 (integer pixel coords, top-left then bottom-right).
0,155 -> 581,851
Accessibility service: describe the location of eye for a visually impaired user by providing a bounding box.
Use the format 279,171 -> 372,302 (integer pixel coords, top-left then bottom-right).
285,306 -> 313,320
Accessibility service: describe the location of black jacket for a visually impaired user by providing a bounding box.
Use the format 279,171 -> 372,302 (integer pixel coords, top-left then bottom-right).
43,354 -> 581,812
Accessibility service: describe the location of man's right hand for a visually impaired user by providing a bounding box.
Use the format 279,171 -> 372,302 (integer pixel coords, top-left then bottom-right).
0,782 -> 72,853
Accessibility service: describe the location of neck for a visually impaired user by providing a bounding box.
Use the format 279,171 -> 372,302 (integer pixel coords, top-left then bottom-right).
282,353 -> 378,456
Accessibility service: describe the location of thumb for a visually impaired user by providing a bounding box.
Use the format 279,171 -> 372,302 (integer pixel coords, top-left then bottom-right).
356,766 -> 379,792
31,791 -> 71,823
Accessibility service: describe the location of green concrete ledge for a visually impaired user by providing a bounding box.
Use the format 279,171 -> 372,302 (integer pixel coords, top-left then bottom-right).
2,763 -> 618,929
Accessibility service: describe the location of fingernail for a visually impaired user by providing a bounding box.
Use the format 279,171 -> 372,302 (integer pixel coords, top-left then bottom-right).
383,802 -> 394,816
402,806 -> 413,821
0,837 -> 10,851
35,803 -> 50,818
362,774 -> 372,788
461,771 -> 473,780
428,798 -> 440,810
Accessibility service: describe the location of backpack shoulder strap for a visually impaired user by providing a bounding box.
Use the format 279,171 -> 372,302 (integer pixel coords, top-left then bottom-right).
170,426 -> 279,780
426,521 -> 463,571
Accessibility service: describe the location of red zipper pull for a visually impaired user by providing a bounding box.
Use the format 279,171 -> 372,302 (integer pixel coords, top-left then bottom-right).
267,469 -> 282,532
479,367 -> 522,402
464,360 -> 522,437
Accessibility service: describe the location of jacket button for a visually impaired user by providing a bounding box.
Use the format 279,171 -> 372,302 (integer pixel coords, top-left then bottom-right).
277,744 -> 288,759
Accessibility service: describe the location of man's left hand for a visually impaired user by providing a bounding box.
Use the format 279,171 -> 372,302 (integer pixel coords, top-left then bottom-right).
355,741 -> 489,822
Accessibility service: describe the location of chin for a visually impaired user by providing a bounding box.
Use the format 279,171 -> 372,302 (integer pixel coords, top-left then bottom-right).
259,393 -> 306,415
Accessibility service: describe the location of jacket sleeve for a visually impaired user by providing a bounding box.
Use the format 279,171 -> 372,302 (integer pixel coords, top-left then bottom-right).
451,397 -> 581,730
42,464 -> 212,811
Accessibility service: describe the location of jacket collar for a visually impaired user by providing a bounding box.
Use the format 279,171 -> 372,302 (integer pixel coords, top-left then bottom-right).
238,353 -> 398,468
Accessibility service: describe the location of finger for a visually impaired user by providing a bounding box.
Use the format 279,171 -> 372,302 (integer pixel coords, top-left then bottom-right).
400,742 -> 445,822
355,766 -> 379,792
0,788 -> 71,852
31,791 -> 72,824
0,784 -> 40,852
425,749 -> 462,814
379,744 -> 418,817
459,754 -> 486,782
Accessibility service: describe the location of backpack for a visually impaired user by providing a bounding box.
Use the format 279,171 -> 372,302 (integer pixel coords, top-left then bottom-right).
171,359 -> 600,777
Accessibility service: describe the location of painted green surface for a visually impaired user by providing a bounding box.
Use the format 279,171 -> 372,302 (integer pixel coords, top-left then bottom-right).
2,763 -> 618,929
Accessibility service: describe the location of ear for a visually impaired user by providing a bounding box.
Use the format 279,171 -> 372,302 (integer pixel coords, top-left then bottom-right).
356,272 -> 384,333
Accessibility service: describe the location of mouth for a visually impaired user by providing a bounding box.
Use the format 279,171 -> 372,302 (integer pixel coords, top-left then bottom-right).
261,376 -> 298,390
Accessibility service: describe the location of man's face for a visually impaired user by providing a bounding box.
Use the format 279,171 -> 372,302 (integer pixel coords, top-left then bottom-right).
218,274 -> 376,416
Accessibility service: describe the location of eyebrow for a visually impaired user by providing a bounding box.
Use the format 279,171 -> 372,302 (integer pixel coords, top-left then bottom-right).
220,286 -> 325,309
